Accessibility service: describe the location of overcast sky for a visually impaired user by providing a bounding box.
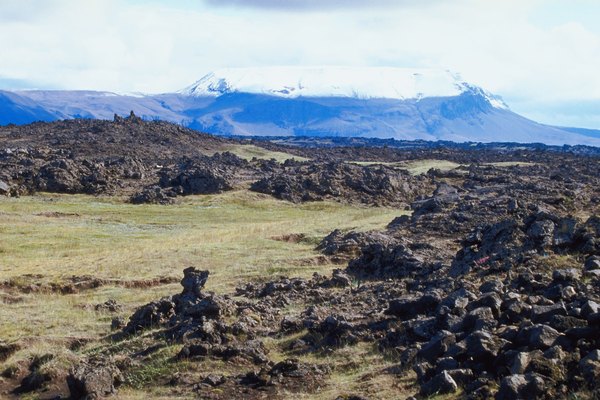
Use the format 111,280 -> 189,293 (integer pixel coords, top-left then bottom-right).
1,0 -> 599,128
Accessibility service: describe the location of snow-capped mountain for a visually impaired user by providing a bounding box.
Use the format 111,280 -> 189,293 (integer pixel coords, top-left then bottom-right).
182,67 -> 508,108
1,67 -> 598,146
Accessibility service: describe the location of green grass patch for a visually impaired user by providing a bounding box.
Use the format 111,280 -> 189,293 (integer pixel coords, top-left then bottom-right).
350,160 -> 536,176
0,191 -> 401,287
350,159 -> 461,175
0,191 -> 403,368
209,144 -> 309,162
124,345 -> 184,389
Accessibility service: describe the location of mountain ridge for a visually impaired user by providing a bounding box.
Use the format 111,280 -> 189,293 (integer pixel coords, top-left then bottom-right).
1,67 -> 598,146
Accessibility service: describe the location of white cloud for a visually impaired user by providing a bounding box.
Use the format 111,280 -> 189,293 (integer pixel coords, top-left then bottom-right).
202,0 -> 440,10
0,0 -> 598,128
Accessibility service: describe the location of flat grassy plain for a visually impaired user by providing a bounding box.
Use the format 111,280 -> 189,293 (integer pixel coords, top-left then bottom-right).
351,159 -> 536,175
207,143 -> 310,162
0,191 -> 398,286
0,191 -> 406,398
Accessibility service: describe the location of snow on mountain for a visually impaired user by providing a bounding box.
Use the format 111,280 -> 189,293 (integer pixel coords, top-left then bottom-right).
182,67 -> 507,108
1,67 -> 599,146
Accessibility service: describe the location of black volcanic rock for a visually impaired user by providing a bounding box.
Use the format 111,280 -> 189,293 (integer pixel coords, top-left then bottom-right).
250,161 -> 432,206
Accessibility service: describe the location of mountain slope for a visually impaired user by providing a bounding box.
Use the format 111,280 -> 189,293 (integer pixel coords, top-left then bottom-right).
181,91 -> 600,146
0,67 -> 598,146
560,126 -> 600,139
14,90 -> 189,122
0,91 -> 58,125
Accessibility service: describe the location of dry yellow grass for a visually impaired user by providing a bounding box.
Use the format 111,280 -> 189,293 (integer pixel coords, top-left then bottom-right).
0,191 -> 404,371
350,159 -> 461,175
351,159 -> 536,176
0,191 -> 398,285
286,342 -> 417,399
487,161 -> 536,167
205,143 -> 309,162
399,159 -> 462,175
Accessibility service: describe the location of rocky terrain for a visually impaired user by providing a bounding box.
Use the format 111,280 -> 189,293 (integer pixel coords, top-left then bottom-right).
0,114 -> 435,208
1,117 -> 600,399
0,113 -> 249,199
250,161 -> 432,206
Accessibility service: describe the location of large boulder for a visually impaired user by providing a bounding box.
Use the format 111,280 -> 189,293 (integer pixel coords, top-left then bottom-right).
250,162 -> 428,206
462,330 -> 509,361
67,360 -> 122,400
0,179 -> 9,195
167,166 -> 232,195
417,331 -> 456,363
386,292 -> 442,319
35,159 -> 85,193
122,297 -> 176,334
579,350 -> 600,386
123,268 -> 213,334
530,302 -> 567,323
130,186 -> 176,205
496,373 -> 548,399
420,370 -> 458,396
496,374 -> 528,400
316,229 -> 395,258
180,267 -> 210,298
527,219 -> 555,248
528,325 -> 562,350
347,242 -> 424,280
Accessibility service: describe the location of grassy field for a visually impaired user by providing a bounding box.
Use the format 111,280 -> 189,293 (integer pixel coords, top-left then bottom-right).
350,159 -> 461,175
206,143 -> 310,162
0,191 -> 404,394
487,161 -> 537,167
351,159 -> 536,175
0,191 -> 398,286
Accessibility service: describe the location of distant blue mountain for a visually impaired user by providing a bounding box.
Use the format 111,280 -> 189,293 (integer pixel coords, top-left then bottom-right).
0,91 -> 57,125
560,126 -> 600,139
1,67 -> 598,146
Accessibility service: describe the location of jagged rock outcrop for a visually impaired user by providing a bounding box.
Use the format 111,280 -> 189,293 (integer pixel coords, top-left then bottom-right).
250,161 -> 432,206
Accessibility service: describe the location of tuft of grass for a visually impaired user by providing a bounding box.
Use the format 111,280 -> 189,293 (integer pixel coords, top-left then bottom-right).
541,254 -> 581,271
426,389 -> 465,399
263,336 -> 416,399
124,345 -> 183,390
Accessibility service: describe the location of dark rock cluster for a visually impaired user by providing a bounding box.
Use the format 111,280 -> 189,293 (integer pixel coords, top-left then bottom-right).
0,115 -> 242,199
250,161 -> 432,206
115,267 -> 329,398
111,146 -> 600,398
1,117 -> 440,208
129,153 -> 244,204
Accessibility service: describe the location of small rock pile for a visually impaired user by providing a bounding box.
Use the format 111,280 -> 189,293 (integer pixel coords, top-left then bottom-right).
116,267 -> 329,398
